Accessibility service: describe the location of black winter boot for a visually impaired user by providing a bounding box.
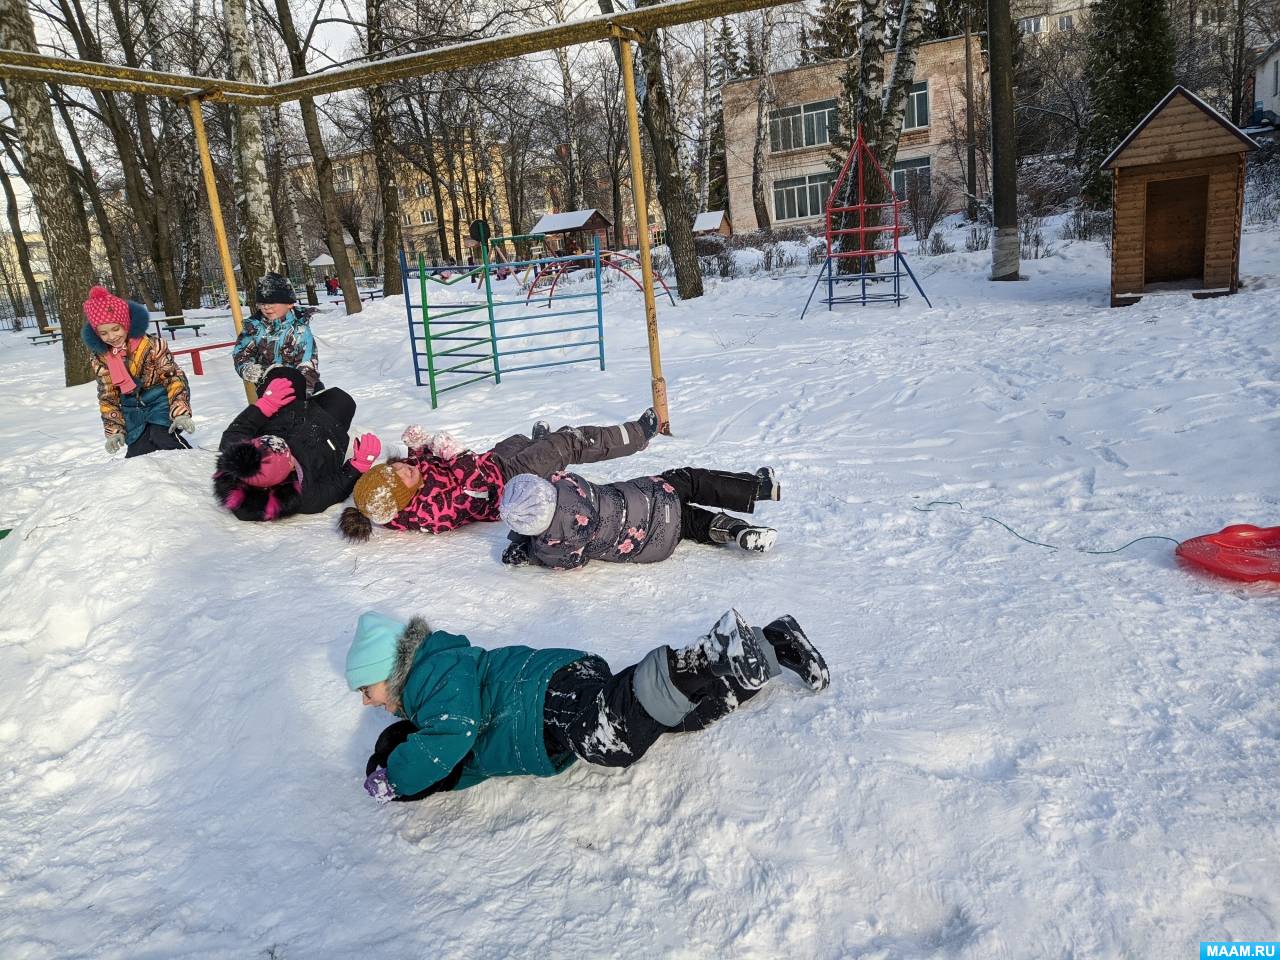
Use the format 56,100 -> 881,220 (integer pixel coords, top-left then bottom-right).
531,420 -> 550,441
708,513 -> 778,553
763,615 -> 830,692
755,467 -> 781,502
668,608 -> 771,693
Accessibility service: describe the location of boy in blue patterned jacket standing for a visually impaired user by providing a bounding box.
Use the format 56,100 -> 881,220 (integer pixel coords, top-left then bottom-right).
232,273 -> 321,396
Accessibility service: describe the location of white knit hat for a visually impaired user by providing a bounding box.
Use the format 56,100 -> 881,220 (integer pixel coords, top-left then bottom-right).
500,474 -> 558,535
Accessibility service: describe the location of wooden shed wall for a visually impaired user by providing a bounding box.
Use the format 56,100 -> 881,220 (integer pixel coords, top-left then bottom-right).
1111,154 -> 1244,301
1109,96 -> 1251,168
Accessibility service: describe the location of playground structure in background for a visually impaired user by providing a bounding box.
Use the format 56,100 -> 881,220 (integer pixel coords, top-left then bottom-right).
400,232 -> 607,409
801,125 -> 931,318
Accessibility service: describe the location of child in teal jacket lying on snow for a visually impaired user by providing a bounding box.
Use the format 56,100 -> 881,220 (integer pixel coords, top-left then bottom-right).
346,608 -> 831,802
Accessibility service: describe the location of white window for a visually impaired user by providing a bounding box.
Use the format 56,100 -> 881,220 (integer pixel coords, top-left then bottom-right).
769,106 -> 803,152
416,182 -> 429,198
892,157 -> 931,198
903,82 -> 929,130
1017,16 -> 1044,35
803,100 -> 838,147
772,172 -> 836,221
1057,14 -> 1074,31
402,213 -> 411,226
769,99 -> 838,152
420,209 -> 434,225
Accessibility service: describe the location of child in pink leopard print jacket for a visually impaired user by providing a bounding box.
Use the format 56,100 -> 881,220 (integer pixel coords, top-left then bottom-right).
337,409 -> 659,541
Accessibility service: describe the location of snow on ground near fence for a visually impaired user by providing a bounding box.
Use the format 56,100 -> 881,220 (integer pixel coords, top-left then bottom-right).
1,233 -> 1277,958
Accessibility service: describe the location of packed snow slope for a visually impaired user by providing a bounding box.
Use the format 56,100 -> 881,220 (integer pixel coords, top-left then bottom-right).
1,233 -> 1278,959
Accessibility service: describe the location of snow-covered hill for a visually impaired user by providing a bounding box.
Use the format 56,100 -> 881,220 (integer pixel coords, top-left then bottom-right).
1,233 -> 1276,958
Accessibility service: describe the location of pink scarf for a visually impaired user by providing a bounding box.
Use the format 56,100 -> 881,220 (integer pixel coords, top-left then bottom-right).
103,338 -> 141,394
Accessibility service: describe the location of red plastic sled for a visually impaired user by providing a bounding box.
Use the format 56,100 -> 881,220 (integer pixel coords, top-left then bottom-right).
1176,524 -> 1280,583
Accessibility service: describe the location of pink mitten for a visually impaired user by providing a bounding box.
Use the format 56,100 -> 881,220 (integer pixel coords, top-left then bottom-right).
350,433 -> 382,473
426,431 -> 463,460
255,378 -> 296,418
401,424 -> 430,454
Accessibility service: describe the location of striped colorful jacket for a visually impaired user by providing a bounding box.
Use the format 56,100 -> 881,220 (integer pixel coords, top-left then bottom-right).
89,335 -> 191,440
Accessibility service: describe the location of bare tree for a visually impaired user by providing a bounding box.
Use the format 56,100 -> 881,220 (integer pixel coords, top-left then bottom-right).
0,0 -> 94,383
988,0 -> 1020,280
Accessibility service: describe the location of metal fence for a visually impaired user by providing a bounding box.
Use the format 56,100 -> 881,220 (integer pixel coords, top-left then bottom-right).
0,281 -> 59,331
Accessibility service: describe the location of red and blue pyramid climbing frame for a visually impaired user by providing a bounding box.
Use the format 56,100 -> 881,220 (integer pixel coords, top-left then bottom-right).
801,124 -> 931,317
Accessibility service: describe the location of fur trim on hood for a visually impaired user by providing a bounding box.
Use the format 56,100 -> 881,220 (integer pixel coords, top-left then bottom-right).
81,298 -> 150,354
387,616 -> 432,707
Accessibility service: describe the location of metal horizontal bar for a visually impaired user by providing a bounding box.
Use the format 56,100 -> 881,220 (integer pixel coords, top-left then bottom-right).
436,372 -> 497,393
493,255 -> 595,270
490,292 -> 596,308
495,324 -> 599,341
499,356 -> 598,375
437,356 -> 494,375
427,318 -> 492,337
0,0 -> 800,105
498,340 -> 598,359
428,335 -> 492,343
491,308 -> 599,324
422,305 -> 490,319
435,342 -> 492,358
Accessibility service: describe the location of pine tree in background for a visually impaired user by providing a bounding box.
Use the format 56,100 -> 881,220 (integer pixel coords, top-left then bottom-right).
706,19 -> 744,213
814,0 -> 860,60
1081,0 -> 1175,204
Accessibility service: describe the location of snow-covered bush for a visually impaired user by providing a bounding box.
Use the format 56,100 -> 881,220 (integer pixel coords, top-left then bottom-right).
1245,144 -> 1280,225
965,223 -> 991,252
1059,206 -> 1112,242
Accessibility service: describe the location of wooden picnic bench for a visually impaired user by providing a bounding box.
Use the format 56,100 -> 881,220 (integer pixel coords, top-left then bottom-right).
171,339 -> 235,376
151,315 -> 206,339
28,330 -> 62,345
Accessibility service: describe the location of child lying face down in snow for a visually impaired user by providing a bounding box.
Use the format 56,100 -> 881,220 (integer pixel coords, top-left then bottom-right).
348,608 -> 830,802
337,411 -> 660,541
497,466 -> 781,570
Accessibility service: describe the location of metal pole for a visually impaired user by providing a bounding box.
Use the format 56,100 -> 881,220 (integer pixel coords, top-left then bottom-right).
615,30 -> 671,435
187,96 -> 254,403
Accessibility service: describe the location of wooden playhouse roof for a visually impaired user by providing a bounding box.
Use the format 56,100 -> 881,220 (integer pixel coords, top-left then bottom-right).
1102,85 -> 1258,170
530,209 -> 612,234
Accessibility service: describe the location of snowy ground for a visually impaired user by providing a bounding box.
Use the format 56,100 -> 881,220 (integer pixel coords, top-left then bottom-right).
1,232 -> 1277,959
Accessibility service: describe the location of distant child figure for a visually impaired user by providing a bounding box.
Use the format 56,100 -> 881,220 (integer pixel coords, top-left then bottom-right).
325,275 -> 340,296
337,411 -> 660,542
348,607 -> 830,802
214,367 -> 380,522
232,272 -> 321,396
81,286 -> 194,458
499,466 -> 781,570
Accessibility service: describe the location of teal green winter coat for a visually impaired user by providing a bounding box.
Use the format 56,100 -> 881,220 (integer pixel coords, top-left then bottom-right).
384,618 -> 586,796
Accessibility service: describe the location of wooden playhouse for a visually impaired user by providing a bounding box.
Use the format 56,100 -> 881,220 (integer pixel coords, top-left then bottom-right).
1102,85 -> 1258,307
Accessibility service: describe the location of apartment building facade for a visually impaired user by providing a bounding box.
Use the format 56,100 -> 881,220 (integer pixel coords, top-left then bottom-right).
721,34 -> 982,234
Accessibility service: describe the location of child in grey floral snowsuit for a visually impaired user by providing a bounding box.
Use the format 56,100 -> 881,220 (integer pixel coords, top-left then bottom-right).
498,465 -> 782,570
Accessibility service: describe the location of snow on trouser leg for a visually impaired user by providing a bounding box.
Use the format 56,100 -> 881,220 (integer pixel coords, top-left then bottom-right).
543,656 -> 667,768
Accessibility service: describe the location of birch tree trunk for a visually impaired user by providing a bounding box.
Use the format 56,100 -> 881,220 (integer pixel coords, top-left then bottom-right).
876,0 -> 926,179
226,0 -> 281,303
554,46 -> 584,210
988,0 -> 1020,279
272,0 -> 361,314
0,0 -> 93,383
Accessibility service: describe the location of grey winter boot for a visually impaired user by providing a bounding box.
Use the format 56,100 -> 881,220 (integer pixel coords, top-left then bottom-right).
531,420 -> 550,441
668,608 -> 772,693
762,615 -> 830,692
708,513 -> 778,553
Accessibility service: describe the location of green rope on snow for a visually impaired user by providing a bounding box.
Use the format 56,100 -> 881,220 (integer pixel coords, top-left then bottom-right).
912,500 -> 1181,555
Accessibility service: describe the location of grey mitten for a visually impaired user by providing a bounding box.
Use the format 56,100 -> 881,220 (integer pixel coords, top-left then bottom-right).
170,415 -> 195,435
105,434 -> 126,454
240,362 -> 264,385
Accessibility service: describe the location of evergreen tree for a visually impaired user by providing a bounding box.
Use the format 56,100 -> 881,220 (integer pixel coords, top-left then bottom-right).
1081,0 -> 1175,204
814,0 -> 859,61
707,19 -> 744,213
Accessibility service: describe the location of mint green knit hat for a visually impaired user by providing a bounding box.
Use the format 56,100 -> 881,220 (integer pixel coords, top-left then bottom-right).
345,612 -> 404,689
